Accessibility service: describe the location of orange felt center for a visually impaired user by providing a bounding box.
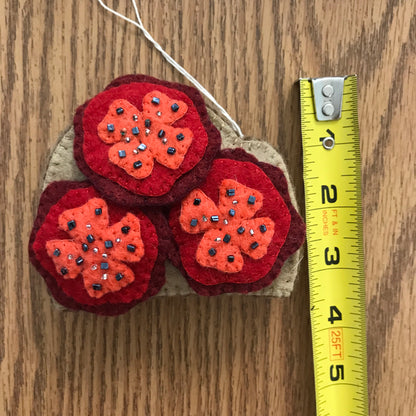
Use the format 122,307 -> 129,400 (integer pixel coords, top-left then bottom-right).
97,91 -> 193,179
45,198 -> 145,298
179,180 -> 275,273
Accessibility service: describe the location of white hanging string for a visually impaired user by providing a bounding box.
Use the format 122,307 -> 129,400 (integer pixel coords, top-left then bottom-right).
97,0 -> 244,138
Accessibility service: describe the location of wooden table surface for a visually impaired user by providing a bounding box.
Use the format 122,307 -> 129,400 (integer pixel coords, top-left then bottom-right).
1,1 -> 415,415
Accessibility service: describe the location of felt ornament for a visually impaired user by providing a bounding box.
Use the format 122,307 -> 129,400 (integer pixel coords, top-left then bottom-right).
28,181 -> 170,315
39,100 -> 305,299
28,1 -> 306,313
168,149 -> 305,295
74,74 -> 221,206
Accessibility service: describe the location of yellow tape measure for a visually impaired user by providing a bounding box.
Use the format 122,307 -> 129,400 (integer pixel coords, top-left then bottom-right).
299,75 -> 368,416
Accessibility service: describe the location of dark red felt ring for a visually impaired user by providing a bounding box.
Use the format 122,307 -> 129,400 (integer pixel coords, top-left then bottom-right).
74,75 -> 221,207
28,181 -> 171,315
168,148 -> 306,296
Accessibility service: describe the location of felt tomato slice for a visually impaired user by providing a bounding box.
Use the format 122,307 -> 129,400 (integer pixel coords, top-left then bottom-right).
28,181 -> 170,315
74,74 -> 221,207
169,149 -> 306,295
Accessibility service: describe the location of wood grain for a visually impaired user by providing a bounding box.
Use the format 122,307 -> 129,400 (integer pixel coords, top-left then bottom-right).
1,0 -> 415,414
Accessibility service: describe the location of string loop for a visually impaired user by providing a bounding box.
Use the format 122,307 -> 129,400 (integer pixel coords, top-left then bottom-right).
97,0 -> 244,138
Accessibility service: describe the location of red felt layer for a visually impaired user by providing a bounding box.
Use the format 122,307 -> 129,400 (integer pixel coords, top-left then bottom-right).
171,159 -> 291,284
169,149 -> 306,295
28,181 -> 170,315
74,74 -> 221,207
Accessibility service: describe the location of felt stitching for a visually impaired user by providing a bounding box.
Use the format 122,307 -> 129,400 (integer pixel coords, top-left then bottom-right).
98,93 -> 193,179
74,75 -> 221,206
29,181 -> 171,315
169,149 -> 306,294
179,180 -> 275,273
45,198 -> 145,298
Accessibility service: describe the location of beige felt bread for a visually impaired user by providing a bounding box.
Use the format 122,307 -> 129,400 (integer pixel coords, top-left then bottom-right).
43,105 -> 303,297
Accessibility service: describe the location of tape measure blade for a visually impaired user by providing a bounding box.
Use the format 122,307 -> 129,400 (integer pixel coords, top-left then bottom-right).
300,76 -> 368,416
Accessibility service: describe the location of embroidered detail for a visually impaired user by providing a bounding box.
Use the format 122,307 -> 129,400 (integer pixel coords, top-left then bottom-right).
179,179 -> 275,273
45,198 -> 145,298
97,91 -> 193,179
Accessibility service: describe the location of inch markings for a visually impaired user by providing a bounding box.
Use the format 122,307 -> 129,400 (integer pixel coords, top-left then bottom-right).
300,76 -> 368,416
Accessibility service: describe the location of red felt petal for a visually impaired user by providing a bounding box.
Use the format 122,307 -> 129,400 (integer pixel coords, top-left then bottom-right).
106,212 -> 145,263
148,124 -> 193,170
58,197 -> 109,242
237,217 -> 276,259
97,99 -> 143,144
179,188 -> 220,234
217,179 -> 263,223
82,259 -> 135,298
108,140 -> 155,179
45,240 -> 83,280
142,91 -> 188,125
196,229 -> 243,273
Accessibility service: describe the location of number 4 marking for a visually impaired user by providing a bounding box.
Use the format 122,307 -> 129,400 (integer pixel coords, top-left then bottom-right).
328,306 -> 342,324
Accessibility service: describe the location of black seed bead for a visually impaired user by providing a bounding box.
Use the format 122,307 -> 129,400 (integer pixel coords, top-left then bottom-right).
107,123 -> 115,132
118,150 -> 126,158
251,242 -> 259,249
226,189 -> 235,197
260,224 -> 267,233
151,97 -> 160,105
61,267 -> 68,275
133,160 -> 142,169
158,129 -> 165,138
237,227 -> 245,234
145,119 -> 151,128
210,215 -> 219,222
92,283 -> 102,291
223,234 -> 231,243
82,243 -> 88,252
67,220 -> 76,230
171,103 -> 179,112
176,133 -> 184,141
95,208 -> 102,215
127,244 -> 136,253
132,127 -> 139,135
227,255 -> 234,263
101,262 -> 109,270
116,107 -> 124,114
76,256 -> 84,265
208,248 -> 216,256
115,273 -> 123,281
190,219 -> 198,227
248,195 -> 256,205
121,226 -> 130,234
229,209 -> 235,217
105,240 -> 113,249
193,198 -> 201,206
167,147 -> 176,155
53,248 -> 61,257
87,234 -> 94,243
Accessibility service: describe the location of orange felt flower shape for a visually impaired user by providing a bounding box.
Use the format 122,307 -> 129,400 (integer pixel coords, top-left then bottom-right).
74,75 -> 221,207
169,149 -> 306,296
180,180 -> 276,273
45,198 -> 145,299
97,94 -> 193,180
29,181 -> 170,315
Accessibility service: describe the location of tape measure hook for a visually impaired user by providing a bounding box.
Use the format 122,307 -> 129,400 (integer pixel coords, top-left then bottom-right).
311,77 -> 345,121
